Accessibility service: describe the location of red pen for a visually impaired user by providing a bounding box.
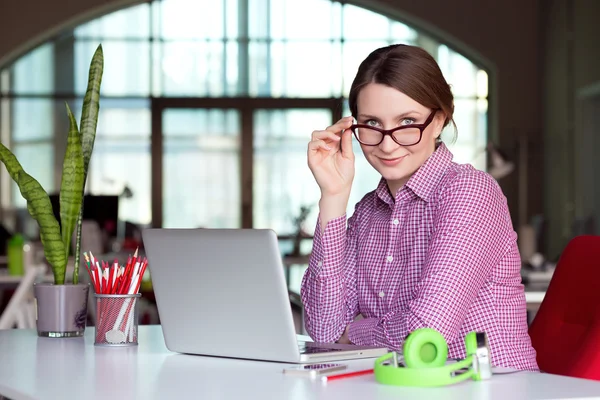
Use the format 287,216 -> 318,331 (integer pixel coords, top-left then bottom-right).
322,369 -> 374,382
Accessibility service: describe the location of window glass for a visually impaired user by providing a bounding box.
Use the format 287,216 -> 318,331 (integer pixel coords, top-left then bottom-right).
253,109 -> 331,234
11,143 -> 54,207
74,4 -> 151,39
95,99 -> 151,138
75,41 -> 150,96
87,138 -> 152,225
446,98 -> 487,170
11,99 -> 54,141
250,41 -> 342,97
162,108 -> 241,229
437,44 -> 480,98
225,0 -> 239,39
390,21 -> 418,42
82,98 -> 151,224
9,43 -> 54,95
159,0 -> 225,39
343,4 -> 393,40
160,41 -> 230,96
263,0 -> 340,40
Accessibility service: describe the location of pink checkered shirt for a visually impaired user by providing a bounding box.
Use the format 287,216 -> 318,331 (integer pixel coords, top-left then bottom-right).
301,143 -> 539,371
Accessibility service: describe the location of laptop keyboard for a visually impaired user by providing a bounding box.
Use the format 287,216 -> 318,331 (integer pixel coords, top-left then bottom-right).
299,345 -> 344,354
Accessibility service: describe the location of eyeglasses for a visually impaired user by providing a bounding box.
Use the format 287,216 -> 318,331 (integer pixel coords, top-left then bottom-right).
349,109 -> 438,146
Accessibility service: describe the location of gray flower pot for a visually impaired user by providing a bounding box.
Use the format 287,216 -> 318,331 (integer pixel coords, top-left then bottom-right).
33,283 -> 90,338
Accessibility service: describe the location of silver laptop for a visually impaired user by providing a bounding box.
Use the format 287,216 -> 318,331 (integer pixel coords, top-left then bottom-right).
142,228 -> 388,363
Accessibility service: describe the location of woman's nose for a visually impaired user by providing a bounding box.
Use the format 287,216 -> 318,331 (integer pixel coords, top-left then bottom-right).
378,134 -> 400,153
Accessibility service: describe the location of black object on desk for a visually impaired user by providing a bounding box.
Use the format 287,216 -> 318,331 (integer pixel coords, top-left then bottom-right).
49,194 -> 119,238
0,223 -> 12,256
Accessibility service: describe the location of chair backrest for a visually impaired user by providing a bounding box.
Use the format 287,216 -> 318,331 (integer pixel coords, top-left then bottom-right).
0,264 -> 46,329
528,235 -> 600,380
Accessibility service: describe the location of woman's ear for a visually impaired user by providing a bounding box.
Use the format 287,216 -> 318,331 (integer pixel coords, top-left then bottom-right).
432,112 -> 446,139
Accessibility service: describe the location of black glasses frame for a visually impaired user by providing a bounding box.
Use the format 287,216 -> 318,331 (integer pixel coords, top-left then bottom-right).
349,109 -> 438,146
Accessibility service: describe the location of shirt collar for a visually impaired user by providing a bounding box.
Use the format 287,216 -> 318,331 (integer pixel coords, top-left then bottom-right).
375,142 -> 454,204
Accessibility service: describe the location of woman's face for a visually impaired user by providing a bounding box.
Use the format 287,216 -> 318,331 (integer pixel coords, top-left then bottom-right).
354,83 -> 445,196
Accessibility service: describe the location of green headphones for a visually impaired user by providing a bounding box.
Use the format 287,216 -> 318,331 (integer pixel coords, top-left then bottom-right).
373,328 -> 492,387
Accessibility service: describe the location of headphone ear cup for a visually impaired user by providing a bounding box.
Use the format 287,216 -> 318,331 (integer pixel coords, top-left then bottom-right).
403,328 -> 448,369
464,332 -> 477,356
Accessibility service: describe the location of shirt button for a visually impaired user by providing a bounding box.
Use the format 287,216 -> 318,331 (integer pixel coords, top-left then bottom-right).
379,291 -> 385,298
392,219 -> 399,225
386,255 -> 393,262
317,261 -> 323,267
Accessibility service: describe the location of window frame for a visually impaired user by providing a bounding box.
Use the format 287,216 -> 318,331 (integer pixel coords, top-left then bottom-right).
151,96 -> 341,229
0,0 -> 490,236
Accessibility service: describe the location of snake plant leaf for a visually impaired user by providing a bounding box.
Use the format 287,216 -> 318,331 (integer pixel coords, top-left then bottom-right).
80,44 -> 103,178
59,103 -> 84,262
0,142 -> 66,284
17,171 -> 67,284
73,44 -> 104,284
0,141 -> 22,182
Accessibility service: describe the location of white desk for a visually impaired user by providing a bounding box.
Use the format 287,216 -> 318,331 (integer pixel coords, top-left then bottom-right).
1,326 -> 600,399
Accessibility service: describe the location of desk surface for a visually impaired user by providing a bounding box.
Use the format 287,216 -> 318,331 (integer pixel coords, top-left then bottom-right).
1,326 -> 600,400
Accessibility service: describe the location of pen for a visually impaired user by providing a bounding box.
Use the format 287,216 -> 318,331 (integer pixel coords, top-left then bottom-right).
321,369 -> 374,382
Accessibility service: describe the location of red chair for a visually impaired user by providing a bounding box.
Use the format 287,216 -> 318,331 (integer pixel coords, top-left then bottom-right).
528,235 -> 600,380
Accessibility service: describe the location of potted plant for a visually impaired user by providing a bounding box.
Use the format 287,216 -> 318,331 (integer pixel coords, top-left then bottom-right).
0,44 -> 104,337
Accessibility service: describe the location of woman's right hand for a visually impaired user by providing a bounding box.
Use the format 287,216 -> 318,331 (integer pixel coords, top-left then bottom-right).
307,116 -> 355,198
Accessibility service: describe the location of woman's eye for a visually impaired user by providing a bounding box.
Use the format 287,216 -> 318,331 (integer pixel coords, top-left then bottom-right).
365,120 -> 379,127
401,118 -> 415,125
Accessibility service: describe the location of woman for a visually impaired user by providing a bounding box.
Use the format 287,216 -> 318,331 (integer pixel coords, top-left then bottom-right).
301,44 -> 539,371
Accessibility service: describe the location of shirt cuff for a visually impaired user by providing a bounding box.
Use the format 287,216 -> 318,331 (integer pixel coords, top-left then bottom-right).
348,317 -> 379,346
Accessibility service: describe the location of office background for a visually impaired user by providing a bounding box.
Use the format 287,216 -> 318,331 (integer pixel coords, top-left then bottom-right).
0,0 -> 599,284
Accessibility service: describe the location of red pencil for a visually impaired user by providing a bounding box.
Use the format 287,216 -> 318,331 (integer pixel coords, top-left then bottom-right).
322,369 -> 374,382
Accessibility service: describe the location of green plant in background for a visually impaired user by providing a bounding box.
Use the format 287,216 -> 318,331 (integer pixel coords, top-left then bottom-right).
0,44 -> 103,285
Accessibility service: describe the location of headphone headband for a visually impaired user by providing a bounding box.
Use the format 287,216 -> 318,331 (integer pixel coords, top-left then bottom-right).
373,329 -> 492,387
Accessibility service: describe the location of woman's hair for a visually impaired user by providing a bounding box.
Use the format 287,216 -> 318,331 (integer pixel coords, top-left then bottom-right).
348,44 -> 456,139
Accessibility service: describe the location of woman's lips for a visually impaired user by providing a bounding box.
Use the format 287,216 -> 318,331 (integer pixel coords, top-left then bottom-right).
378,155 -> 407,166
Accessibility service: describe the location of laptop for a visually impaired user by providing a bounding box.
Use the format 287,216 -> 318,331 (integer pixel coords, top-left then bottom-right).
142,228 -> 389,363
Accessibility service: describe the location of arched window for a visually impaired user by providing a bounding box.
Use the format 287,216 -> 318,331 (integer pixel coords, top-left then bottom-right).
0,0 -> 488,236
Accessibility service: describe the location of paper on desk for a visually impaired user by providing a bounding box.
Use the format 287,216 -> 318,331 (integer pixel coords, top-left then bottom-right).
442,358 -> 520,375
491,366 -> 521,375
297,334 -> 313,342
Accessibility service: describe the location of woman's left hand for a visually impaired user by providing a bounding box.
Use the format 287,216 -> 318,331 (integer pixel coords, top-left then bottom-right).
337,325 -> 352,344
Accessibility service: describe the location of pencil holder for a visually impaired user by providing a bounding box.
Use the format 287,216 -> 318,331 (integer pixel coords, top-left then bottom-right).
94,293 -> 141,347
